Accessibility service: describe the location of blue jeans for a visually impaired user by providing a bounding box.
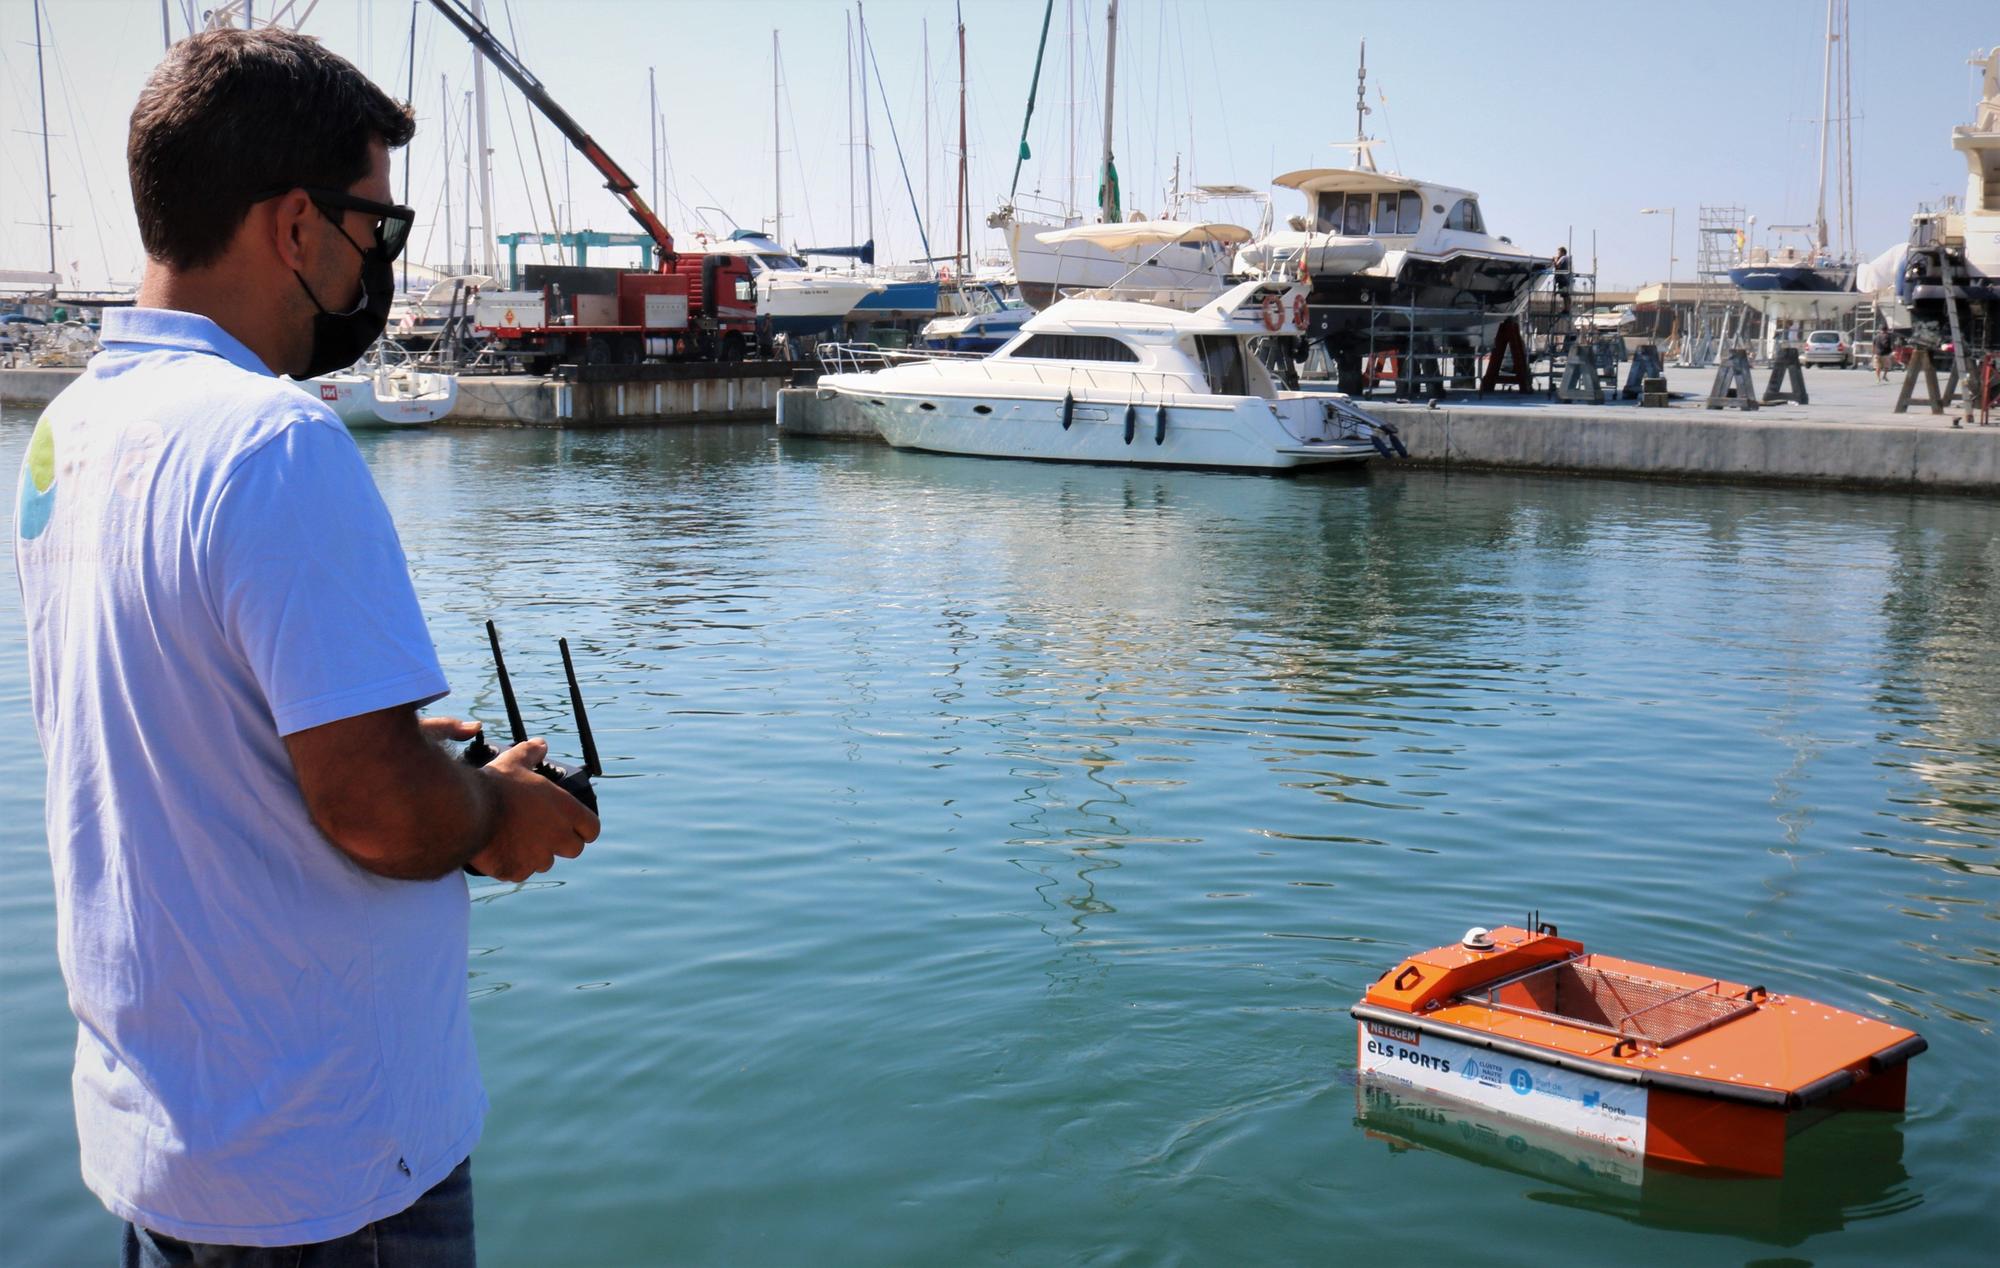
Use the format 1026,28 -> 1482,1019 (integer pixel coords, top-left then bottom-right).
120,1156 -> 474,1267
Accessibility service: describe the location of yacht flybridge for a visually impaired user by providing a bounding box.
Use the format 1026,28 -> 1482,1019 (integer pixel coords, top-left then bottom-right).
812,278 -> 1402,471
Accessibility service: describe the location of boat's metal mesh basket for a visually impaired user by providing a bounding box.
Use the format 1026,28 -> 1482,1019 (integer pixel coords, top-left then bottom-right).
1469,958 -> 1757,1048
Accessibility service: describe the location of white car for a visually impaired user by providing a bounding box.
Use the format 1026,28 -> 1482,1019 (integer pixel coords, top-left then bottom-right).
1799,329 -> 1853,368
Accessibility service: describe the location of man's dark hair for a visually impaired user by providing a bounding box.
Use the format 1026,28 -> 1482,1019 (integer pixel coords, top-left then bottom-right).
128,28 -> 416,270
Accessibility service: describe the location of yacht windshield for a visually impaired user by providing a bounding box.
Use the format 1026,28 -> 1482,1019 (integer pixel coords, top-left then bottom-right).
759,253 -> 804,271
1444,199 -> 1486,233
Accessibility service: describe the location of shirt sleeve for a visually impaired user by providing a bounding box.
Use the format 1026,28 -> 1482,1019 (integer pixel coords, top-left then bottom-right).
202,416 -> 448,736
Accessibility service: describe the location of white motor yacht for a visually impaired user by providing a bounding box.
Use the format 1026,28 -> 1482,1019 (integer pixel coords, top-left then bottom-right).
811,278 -> 1401,471
692,230 -> 883,337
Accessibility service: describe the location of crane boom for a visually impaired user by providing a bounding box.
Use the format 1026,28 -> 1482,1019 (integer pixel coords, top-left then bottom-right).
427,0 -> 675,264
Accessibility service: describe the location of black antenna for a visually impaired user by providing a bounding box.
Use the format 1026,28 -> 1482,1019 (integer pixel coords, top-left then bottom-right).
559,637 -> 602,778
487,619 -> 529,746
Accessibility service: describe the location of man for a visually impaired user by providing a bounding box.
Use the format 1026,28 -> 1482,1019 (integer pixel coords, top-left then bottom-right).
12,29 -> 597,1265
1874,324 -> 1896,382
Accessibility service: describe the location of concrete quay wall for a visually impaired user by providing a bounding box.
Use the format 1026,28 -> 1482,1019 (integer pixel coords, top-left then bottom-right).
0,367 -> 84,407
3,366 -> 782,426
776,386 -> 879,438
451,373 -> 781,427
1368,402 -> 1998,492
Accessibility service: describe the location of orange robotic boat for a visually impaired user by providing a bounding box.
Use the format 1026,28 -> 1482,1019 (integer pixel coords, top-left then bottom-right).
1352,922 -> 1926,1177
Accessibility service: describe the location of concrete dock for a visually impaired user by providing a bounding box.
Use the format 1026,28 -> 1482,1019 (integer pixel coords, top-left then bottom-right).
779,366 -> 1999,494
3,363 -> 792,426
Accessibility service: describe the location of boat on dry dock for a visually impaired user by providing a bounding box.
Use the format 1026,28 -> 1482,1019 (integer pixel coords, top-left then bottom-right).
1353,923 -> 1925,1177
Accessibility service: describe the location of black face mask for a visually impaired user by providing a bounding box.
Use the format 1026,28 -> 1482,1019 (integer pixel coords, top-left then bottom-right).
292,218 -> 393,379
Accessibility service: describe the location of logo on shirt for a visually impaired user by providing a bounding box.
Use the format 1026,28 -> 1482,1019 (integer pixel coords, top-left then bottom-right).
16,412 -> 56,540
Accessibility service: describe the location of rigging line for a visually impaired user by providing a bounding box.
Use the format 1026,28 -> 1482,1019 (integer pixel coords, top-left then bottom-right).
862,22 -> 935,268
501,0 -> 566,267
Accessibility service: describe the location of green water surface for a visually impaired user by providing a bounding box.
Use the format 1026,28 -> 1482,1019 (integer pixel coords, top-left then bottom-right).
2,410 -> 1996,1264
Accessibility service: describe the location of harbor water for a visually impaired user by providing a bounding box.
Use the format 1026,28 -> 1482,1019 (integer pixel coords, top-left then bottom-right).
2,407 -> 1996,1263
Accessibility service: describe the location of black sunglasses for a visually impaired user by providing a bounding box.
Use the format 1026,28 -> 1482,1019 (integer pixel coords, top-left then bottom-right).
260,185 -> 414,263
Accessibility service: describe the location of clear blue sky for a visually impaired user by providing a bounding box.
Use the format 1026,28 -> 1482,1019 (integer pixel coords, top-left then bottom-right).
1,0 -> 1991,291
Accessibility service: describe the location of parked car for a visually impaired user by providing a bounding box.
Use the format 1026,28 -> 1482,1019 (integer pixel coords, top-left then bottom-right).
1799,329 -> 1854,368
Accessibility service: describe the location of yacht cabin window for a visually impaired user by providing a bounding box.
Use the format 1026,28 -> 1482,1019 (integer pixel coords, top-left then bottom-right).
1011,333 -> 1140,363
1398,191 -> 1421,233
1443,199 -> 1486,233
1343,194 -> 1371,236
1311,192 -> 1372,236
1374,193 -> 1399,234
1193,336 -> 1248,396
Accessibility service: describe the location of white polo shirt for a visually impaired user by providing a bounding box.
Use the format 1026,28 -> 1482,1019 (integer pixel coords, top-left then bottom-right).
12,308 -> 484,1246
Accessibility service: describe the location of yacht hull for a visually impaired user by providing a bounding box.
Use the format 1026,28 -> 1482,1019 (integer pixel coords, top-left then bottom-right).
1304,249 -> 1548,361
309,369 -> 458,427
1003,216 -> 1233,310
816,382 -> 1374,471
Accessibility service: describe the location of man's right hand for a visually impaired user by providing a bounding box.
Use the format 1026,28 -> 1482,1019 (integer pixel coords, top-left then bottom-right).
466,738 -> 600,882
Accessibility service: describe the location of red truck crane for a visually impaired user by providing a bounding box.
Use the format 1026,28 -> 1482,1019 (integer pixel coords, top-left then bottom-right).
427,0 -> 760,368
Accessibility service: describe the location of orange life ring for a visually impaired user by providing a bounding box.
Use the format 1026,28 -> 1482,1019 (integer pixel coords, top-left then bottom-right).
1291,294 -> 1309,329
1261,296 -> 1283,331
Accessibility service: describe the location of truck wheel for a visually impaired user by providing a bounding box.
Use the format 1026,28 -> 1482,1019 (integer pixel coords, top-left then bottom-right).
720,332 -> 746,363
583,335 -> 612,366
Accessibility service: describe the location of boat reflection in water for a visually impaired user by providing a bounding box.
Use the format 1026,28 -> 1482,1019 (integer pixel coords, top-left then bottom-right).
1354,1077 -> 1918,1246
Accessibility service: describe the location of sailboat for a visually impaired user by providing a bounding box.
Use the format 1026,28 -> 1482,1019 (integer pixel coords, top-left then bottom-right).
989,0 -> 1254,309
1726,0 -> 1866,322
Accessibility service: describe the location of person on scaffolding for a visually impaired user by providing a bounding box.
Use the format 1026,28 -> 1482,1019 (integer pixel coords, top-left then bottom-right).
1551,246 -> 1572,316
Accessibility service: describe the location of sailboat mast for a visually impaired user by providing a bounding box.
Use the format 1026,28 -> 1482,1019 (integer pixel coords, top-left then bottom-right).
464,88 -> 474,274
1813,0 -> 1834,252
964,4 -> 972,270
33,0 -> 56,293
470,0 -> 495,276
403,0 -> 416,291
923,18 -> 931,256
441,74 -> 454,272
650,67 -> 660,218
772,29 -> 782,246
859,2 -> 874,250
1065,0 -> 1075,215
1099,0 -> 1118,224
845,12 -> 855,262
